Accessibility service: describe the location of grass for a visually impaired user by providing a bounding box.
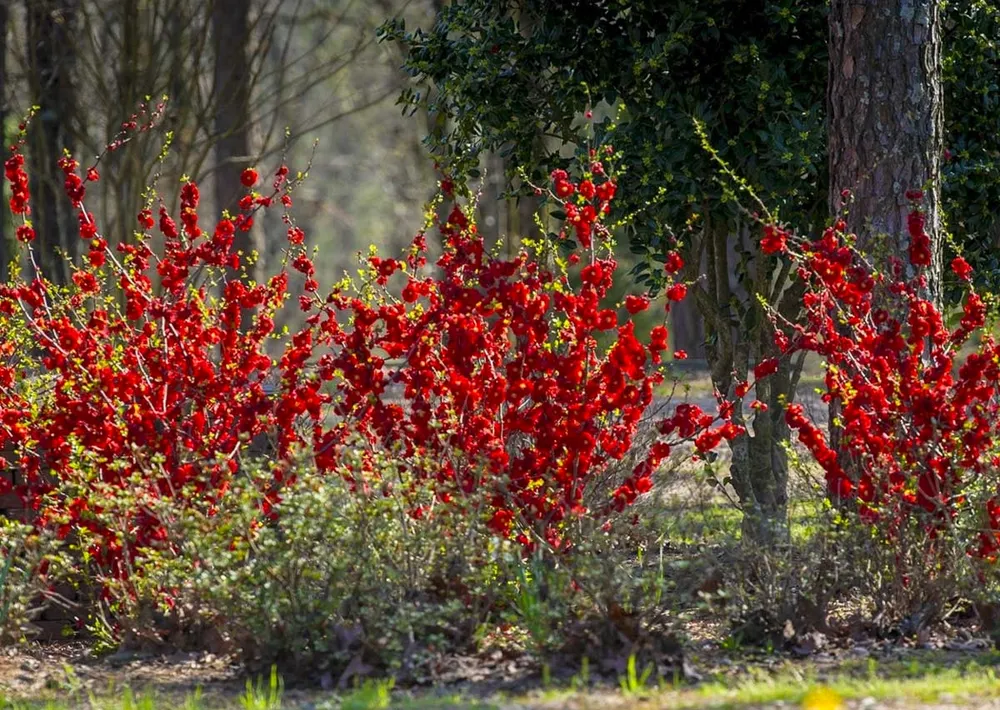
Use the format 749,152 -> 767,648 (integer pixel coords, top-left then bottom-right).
4,653 -> 1000,709
657,496 -> 827,545
669,656 -> 1000,708
0,674 -> 496,710
518,654 -> 1000,708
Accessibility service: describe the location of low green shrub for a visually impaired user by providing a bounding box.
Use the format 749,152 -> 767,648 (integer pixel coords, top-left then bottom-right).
0,518 -> 68,642
97,447 -> 507,678
68,438 -> 698,682
715,470 -> 1000,646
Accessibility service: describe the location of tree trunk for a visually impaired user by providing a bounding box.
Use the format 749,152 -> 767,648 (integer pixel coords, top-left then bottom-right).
828,0 -> 944,301
0,0 -> 9,282
669,298 -> 705,360
25,0 -> 78,285
700,218 -> 797,545
828,0 -> 944,473
113,0 -> 144,247
731,353 -> 795,545
212,0 -> 258,285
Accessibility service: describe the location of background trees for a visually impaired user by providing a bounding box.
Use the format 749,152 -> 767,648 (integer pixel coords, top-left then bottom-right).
0,0 -> 997,543
211,0 -> 256,286
0,0 -> 438,299
25,0 -> 79,285
386,0 -> 999,540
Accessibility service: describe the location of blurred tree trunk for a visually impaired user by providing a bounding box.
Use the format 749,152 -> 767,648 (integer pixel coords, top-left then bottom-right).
515,186 -> 538,240
212,0 -> 258,285
0,0 -> 9,282
828,0 -> 944,474
25,0 -> 78,285
669,300 -> 704,360
828,0 -> 944,299
113,0 -> 143,245
481,151 -> 505,250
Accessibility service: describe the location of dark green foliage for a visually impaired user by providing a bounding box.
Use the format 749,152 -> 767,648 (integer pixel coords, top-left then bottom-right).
942,0 -> 1000,300
383,0 -> 829,293
386,0 -> 1000,301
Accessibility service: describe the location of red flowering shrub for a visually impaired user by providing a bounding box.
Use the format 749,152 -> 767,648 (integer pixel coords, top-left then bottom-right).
0,115 -> 735,593
757,195 -> 1000,563
0,121 -> 303,584
293,162 -> 741,550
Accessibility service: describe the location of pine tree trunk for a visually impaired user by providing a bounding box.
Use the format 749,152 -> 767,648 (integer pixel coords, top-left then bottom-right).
828,0 -> 944,472
828,0 -> 944,300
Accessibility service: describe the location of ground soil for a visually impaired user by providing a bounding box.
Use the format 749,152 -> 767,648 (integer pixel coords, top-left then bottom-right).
3,636 -> 1000,708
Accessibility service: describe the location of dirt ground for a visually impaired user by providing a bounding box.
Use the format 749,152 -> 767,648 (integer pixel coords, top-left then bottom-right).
3,638 -> 1000,709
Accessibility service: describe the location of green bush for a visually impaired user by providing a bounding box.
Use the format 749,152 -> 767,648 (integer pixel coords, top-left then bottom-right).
71,438 -> 697,681
0,518 -> 68,643
107,447 -> 509,677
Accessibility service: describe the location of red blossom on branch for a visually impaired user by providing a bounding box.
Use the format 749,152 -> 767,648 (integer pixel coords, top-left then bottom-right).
0,125 -> 734,578
764,195 -> 1000,559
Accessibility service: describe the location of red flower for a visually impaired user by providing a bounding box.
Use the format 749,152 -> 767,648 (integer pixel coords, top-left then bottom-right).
240,168 -> 258,187
666,283 -> 687,302
625,294 -> 650,315
694,428 -> 724,453
761,225 -> 787,255
634,476 -> 653,494
951,255 -> 973,281
596,309 -> 618,330
595,180 -> 616,203
402,280 -> 421,303
663,251 -> 684,274
72,271 -> 98,294
753,358 -> 779,379
649,325 -> 668,351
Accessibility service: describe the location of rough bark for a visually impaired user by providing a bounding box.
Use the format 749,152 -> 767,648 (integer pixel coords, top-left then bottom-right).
212,0 -> 258,285
25,0 -> 79,285
828,0 -> 944,472
828,0 -> 944,301
698,217 -> 798,545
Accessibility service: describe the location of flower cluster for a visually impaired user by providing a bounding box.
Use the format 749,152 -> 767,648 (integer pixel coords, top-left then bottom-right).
293,162 -> 738,549
757,197 -> 1000,558
0,124 -> 307,578
0,120 -> 734,581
